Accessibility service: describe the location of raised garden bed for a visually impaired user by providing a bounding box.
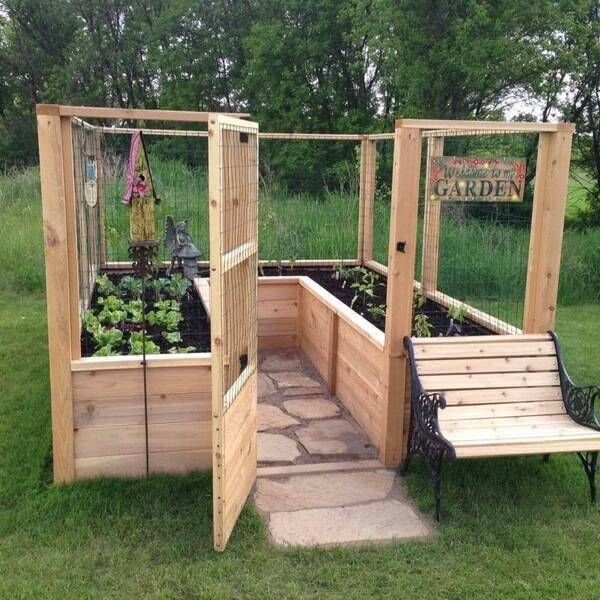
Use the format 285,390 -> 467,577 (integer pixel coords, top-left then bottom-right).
260,265 -> 494,337
81,270 -> 211,357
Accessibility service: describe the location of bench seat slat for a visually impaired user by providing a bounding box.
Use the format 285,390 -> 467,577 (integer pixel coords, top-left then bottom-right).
413,341 -> 556,360
438,400 -> 565,421
412,334 -> 551,345
443,422 -> 593,443
416,355 -> 558,375
454,435 -> 600,458
422,371 -> 559,391
443,386 -> 562,406
440,414 -> 572,430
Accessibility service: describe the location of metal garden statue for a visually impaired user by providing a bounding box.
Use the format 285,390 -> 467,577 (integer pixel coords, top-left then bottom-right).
165,216 -> 202,281
122,130 -> 160,276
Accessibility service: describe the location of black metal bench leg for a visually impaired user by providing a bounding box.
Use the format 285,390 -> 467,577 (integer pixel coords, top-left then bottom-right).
542,454 -> 550,463
577,451 -> 598,503
426,452 -> 444,522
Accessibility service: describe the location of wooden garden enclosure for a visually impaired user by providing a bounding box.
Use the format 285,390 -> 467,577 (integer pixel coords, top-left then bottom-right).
37,104 -> 573,550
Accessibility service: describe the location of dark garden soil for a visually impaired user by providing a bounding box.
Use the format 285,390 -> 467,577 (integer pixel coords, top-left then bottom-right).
81,269 -> 211,357
260,266 -> 493,337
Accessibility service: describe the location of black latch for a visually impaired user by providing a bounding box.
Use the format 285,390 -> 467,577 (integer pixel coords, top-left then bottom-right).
396,241 -> 406,253
239,132 -> 249,144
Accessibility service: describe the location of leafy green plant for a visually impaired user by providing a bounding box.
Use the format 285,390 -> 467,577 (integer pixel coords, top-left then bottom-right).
128,331 -> 160,355
342,266 -> 367,289
447,302 -> 467,324
413,289 -> 426,310
168,346 -> 197,354
367,303 -> 386,320
118,275 -> 143,299
332,261 -> 348,282
147,305 -> 183,331
413,313 -> 433,337
96,295 -> 127,326
82,310 -> 100,334
162,331 -> 182,344
350,271 -> 380,310
154,299 -> 180,312
91,326 -> 123,356
124,299 -> 144,323
96,274 -> 116,296
167,273 -> 190,301
146,277 -> 170,302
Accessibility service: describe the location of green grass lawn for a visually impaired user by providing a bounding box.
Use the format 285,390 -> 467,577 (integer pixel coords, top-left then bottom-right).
1,293 -> 600,598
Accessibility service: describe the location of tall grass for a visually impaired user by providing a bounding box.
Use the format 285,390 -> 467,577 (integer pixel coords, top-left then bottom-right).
0,163 -> 598,308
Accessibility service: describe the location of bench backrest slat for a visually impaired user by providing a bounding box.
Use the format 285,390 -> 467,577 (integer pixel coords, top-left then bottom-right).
410,333 -> 563,422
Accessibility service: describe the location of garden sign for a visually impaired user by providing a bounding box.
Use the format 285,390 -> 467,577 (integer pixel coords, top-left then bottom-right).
429,156 -> 526,202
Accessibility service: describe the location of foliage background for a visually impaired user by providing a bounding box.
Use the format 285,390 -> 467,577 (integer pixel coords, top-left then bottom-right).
0,0 -> 599,221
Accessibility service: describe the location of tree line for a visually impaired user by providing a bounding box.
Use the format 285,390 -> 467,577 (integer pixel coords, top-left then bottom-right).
0,0 -> 598,221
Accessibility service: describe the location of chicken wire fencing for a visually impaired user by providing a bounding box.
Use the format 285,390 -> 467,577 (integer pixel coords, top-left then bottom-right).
70,118 -> 211,358
257,136 -> 362,264
416,128 -> 538,336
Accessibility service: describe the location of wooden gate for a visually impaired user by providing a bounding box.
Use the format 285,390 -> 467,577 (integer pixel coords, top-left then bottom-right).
208,115 -> 259,551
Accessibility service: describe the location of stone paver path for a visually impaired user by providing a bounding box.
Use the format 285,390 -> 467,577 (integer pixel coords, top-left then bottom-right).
254,349 -> 433,547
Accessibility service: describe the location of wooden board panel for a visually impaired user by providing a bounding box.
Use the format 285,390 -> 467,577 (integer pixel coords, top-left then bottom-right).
220,372 -> 257,547
442,386 -> 562,406
443,420 -> 590,442
150,449 -> 211,474
299,287 -> 331,381
416,356 -> 558,375
75,454 -> 146,479
413,341 -> 556,360
438,400 -> 565,422
455,437 -> 600,458
335,353 -> 383,446
413,333 -> 549,345
440,413 -> 572,430
421,371 -> 559,391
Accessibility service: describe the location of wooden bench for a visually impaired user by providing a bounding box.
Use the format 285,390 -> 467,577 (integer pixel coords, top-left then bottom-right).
402,332 -> 600,520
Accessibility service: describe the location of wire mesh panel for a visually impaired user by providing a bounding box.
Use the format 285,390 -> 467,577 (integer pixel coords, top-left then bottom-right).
258,137 -> 361,262
95,127 -> 209,263
71,119 -> 103,313
208,115 -> 259,551
371,137 -> 394,265
418,129 -> 537,334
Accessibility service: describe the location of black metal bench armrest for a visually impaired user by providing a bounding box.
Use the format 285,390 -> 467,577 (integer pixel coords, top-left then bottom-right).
549,331 -> 600,431
404,337 -> 456,459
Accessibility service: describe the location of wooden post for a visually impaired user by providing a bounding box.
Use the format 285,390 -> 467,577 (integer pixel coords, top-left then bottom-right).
358,138 -> 377,263
421,136 -> 444,294
37,106 -> 76,483
523,127 -> 574,332
380,126 -> 422,467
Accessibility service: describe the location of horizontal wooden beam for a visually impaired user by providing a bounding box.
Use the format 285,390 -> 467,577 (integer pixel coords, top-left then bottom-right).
259,132 -> 364,141
37,104 -> 249,122
396,118 -> 574,133
71,352 -> 212,371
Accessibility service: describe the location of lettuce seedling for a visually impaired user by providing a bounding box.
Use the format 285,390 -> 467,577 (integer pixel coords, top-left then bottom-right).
128,331 -> 160,355
96,274 -> 116,296
168,346 -> 197,354
118,275 -> 143,299
167,273 -> 190,301
162,331 -> 182,344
